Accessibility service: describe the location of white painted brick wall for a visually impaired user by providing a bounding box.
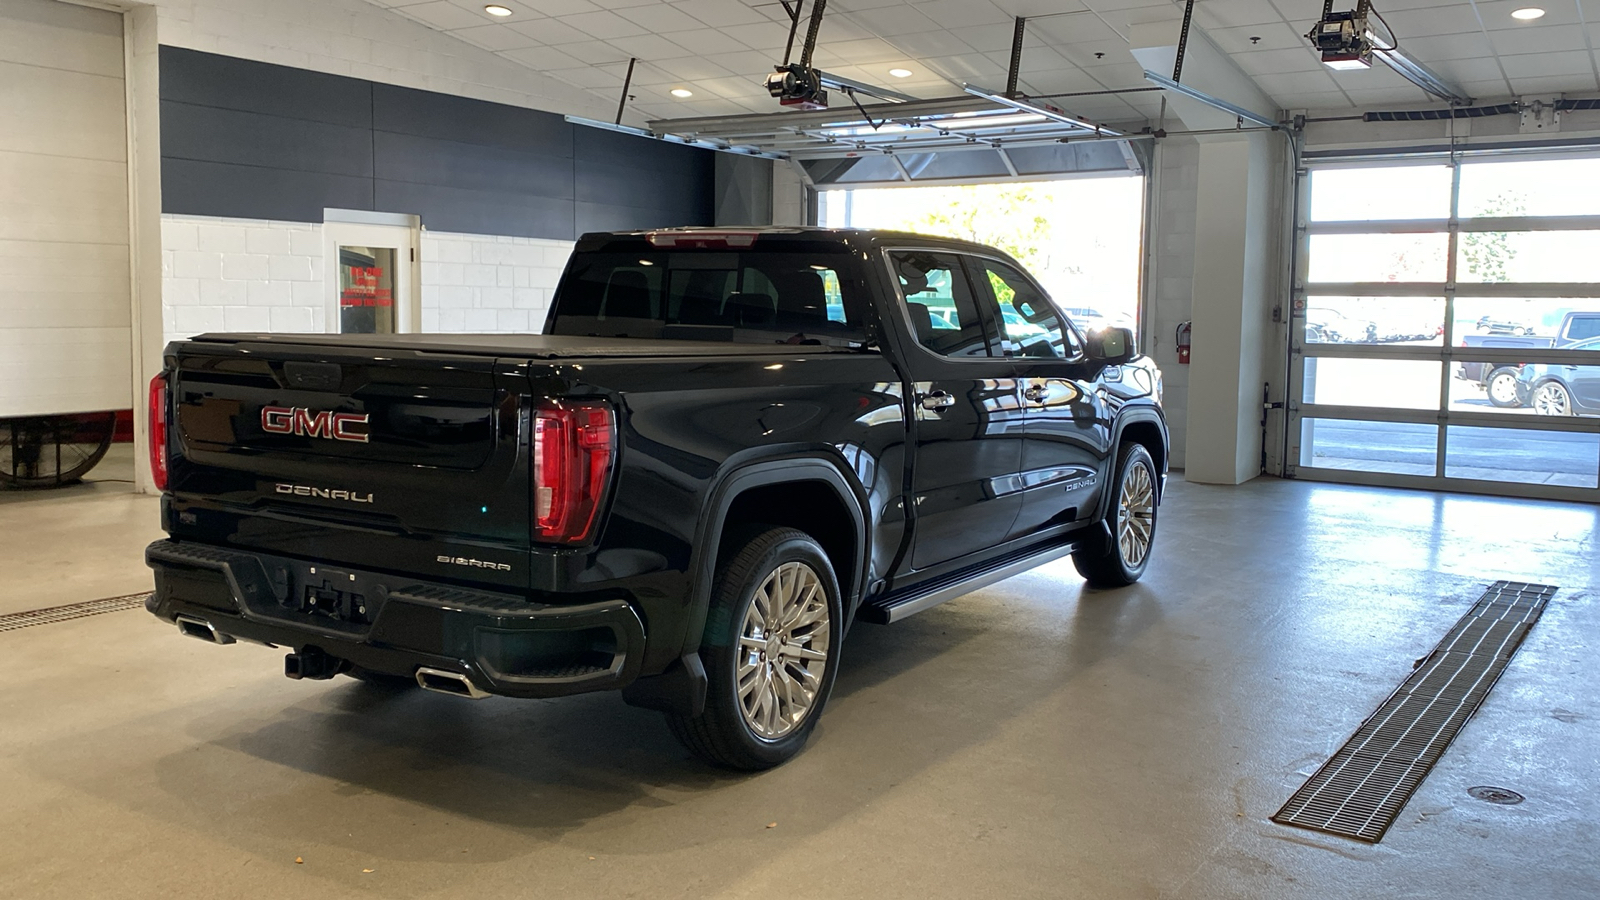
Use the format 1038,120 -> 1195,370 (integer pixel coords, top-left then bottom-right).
145,0 -> 613,122
419,232 -> 573,334
161,215 -> 573,343
161,215 -> 324,347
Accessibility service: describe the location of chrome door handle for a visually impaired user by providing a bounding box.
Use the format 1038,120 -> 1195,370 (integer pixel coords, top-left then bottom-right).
919,391 -> 955,411
1023,384 -> 1048,403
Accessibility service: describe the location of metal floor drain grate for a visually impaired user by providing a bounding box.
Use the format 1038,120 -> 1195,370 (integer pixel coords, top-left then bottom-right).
1272,580 -> 1556,843
0,593 -> 151,633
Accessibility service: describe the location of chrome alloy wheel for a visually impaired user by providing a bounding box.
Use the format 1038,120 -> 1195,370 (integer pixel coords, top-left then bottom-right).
737,561 -> 831,741
1532,382 -> 1572,416
1117,462 -> 1156,568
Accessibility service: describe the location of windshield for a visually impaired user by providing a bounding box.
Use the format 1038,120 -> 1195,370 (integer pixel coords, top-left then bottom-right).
547,250 -> 869,347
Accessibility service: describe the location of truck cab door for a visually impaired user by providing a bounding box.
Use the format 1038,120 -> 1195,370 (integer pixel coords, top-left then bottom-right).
972,258 -> 1111,541
884,250 -> 1025,572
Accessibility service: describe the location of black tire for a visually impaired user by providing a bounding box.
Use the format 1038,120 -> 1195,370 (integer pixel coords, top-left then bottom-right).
666,527 -> 843,770
345,665 -> 416,689
1073,443 -> 1159,588
1485,368 -> 1523,409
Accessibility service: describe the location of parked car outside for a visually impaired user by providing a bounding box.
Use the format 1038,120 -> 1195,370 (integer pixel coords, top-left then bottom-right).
1516,336 -> 1600,416
1476,316 -> 1538,336
1305,307 -> 1378,344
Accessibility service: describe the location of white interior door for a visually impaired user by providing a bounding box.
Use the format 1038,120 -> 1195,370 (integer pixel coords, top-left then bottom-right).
322,220 -> 419,334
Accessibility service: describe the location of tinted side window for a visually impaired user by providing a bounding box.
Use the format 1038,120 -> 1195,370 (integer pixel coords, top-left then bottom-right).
980,260 -> 1081,360
1568,315 -> 1600,342
548,251 -> 867,347
889,250 -> 993,359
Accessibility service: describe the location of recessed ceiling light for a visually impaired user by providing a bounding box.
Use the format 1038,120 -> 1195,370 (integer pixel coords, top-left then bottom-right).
1510,6 -> 1545,19
889,68 -> 913,78
671,88 -> 694,98
484,4 -> 513,16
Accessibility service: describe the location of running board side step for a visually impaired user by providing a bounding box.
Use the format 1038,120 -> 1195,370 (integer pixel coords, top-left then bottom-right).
858,540 -> 1084,624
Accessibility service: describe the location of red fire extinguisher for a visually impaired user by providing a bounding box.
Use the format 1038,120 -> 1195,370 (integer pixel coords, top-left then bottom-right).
1176,321 -> 1192,364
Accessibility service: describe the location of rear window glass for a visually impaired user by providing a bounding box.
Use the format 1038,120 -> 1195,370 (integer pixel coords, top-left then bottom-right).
548,251 -> 868,347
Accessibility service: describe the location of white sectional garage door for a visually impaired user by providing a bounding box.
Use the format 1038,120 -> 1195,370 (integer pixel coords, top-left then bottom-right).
0,0 -> 129,418
1288,151 -> 1600,502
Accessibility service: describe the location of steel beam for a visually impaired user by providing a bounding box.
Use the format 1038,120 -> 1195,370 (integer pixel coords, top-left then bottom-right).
1142,70 -> 1277,128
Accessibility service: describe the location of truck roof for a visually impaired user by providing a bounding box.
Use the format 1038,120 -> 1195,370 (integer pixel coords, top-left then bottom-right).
575,226 -> 1018,258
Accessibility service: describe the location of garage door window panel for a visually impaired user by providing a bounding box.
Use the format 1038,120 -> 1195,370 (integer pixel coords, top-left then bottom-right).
1302,359 -> 1442,411
1444,425 -> 1600,489
1307,234 -> 1450,284
1301,296 -> 1444,346
1458,157 -> 1600,218
1299,419 -> 1438,477
1309,165 -> 1453,221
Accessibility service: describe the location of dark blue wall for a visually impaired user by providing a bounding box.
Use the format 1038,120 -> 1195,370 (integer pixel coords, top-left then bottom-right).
158,46 -> 715,238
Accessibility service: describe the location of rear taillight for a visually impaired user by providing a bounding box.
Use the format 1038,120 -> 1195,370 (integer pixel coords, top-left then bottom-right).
532,403 -> 615,545
148,373 -> 169,491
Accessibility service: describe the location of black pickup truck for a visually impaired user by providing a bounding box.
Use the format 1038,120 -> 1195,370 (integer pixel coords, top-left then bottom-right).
145,228 -> 1168,769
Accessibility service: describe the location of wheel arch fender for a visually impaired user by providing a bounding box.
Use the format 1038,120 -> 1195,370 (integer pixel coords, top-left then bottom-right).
1093,407 -> 1169,524
680,448 -> 870,660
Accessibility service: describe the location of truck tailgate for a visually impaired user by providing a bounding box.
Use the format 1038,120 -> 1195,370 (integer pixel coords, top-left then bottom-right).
165,341 -> 531,589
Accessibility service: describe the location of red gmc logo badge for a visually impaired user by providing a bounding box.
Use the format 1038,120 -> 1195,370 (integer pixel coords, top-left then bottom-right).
261,406 -> 370,443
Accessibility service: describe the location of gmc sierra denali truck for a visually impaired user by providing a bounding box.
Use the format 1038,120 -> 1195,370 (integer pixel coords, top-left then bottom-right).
145,227 -> 1168,769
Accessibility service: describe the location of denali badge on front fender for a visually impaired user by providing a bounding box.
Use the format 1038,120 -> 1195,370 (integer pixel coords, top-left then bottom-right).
275,483 -> 374,503
261,406 -> 370,443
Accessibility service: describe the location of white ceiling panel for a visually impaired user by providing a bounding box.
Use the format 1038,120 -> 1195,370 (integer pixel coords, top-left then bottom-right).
497,45 -> 589,68
505,17 -> 595,44
449,23 -> 544,50
1486,24 -> 1589,56
1500,49 -> 1597,80
560,39 -> 638,62
364,0 -> 1600,128
562,9 -> 651,38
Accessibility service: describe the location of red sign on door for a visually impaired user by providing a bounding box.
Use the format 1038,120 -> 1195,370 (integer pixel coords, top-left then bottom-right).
341,265 -> 393,308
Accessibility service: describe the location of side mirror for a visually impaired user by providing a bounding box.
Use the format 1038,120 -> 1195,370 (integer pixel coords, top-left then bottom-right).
1087,326 -> 1136,366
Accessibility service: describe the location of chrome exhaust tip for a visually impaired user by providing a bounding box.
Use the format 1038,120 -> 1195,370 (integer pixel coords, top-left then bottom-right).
174,615 -> 235,645
415,667 -> 490,700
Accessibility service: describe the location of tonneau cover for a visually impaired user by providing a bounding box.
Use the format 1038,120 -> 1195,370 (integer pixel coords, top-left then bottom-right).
183,332 -> 848,360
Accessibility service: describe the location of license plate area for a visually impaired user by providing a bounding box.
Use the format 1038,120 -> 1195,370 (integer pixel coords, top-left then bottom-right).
296,565 -> 371,625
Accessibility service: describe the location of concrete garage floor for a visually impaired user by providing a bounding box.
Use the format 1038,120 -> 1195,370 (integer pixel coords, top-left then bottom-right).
1,477 -> 1596,899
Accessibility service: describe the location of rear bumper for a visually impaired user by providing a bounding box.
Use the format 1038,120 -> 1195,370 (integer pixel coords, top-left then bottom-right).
145,539 -> 646,699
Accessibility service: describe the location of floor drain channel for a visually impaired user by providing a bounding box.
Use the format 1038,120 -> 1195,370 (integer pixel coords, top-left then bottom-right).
1272,580 -> 1556,843
0,593 -> 152,633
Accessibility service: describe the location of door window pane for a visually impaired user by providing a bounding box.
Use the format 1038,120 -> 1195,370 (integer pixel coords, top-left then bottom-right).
890,251 -> 993,358
1308,166 -> 1452,221
979,260 -> 1079,359
1301,358 -> 1441,410
1459,157 -> 1600,218
1300,418 -> 1437,476
1450,298 -> 1600,341
1307,234 -> 1450,283
1300,296 -> 1444,346
1455,230 -> 1600,283
339,246 -> 396,334
1445,425 -> 1599,488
